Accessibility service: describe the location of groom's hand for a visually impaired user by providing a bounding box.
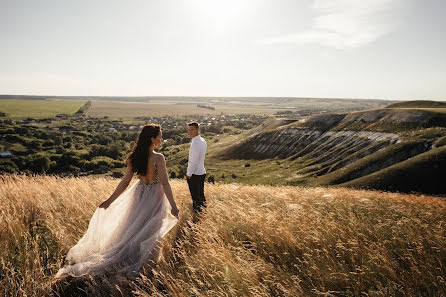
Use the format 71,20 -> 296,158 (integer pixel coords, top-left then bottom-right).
186,175 -> 191,179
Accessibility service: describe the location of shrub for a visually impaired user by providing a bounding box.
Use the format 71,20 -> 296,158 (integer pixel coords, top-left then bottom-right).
55,146 -> 65,154
5,134 -> 21,142
42,139 -> 54,147
14,127 -> 29,135
29,139 -> 43,149
207,175 -> 215,184
58,151 -> 81,169
32,156 -> 50,173
0,160 -> 19,173
207,125 -> 223,134
85,156 -> 115,170
111,170 -> 124,178
66,165 -> 80,172
178,166 -> 186,179
54,136 -> 63,145
91,144 -> 122,159
112,160 -> 125,168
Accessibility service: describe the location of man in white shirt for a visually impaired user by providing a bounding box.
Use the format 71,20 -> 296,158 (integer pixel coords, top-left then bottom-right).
186,121 -> 207,212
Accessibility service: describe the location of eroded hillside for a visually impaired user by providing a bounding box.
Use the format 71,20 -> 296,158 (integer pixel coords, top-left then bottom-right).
218,103 -> 446,194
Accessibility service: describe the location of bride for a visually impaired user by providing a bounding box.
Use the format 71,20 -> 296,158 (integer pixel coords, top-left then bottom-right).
56,123 -> 180,278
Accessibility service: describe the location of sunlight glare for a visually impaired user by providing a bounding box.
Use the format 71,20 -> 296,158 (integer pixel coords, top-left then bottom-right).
191,0 -> 246,30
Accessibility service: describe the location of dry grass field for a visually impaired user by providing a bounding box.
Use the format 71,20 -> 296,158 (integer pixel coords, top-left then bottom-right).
86,101 -> 281,119
0,175 -> 445,296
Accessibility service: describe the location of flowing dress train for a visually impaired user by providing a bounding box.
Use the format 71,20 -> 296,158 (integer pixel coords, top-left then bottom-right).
56,160 -> 178,277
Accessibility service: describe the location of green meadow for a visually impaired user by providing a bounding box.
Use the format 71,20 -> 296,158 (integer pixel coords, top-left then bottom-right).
0,99 -> 85,119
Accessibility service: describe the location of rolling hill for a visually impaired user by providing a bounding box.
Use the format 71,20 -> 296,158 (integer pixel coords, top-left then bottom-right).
213,101 -> 446,194
385,100 -> 446,108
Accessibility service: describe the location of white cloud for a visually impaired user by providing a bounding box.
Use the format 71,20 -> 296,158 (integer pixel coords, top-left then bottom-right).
262,0 -> 402,49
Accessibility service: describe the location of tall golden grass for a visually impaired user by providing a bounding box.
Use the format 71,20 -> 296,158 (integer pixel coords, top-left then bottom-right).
0,174 -> 445,296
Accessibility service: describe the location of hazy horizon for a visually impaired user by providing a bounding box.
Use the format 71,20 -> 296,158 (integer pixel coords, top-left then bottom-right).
0,94 -> 401,102
1,0 -> 445,101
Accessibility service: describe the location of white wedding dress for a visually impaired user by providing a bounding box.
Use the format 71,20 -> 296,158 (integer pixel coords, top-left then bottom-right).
56,159 -> 178,277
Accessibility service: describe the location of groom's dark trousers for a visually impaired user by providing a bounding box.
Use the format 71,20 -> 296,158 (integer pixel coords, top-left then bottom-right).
187,174 -> 206,211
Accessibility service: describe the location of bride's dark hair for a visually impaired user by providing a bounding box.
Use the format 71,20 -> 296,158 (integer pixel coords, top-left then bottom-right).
126,123 -> 161,175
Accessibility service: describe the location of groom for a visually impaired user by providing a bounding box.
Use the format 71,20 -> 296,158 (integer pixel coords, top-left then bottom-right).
186,121 -> 207,212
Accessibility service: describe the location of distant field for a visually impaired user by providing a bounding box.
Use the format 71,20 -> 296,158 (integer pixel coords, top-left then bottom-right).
87,101 -> 282,119
0,97 -> 397,120
0,99 -> 85,119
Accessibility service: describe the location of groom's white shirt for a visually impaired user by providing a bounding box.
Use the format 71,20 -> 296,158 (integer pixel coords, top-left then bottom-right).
187,135 -> 207,176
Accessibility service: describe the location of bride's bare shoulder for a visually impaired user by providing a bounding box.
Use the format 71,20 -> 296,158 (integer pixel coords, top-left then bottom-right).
154,152 -> 166,162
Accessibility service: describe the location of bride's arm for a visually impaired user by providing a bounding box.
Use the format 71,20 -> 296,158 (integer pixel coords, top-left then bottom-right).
157,154 -> 179,218
99,160 -> 134,209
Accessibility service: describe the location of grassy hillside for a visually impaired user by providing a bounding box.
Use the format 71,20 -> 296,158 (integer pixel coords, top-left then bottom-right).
386,100 -> 446,109
341,145 -> 446,194
1,175 -> 445,296
314,140 -> 429,186
302,109 -> 446,132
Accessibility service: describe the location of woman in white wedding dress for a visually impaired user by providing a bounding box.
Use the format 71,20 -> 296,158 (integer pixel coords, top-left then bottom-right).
56,123 -> 180,278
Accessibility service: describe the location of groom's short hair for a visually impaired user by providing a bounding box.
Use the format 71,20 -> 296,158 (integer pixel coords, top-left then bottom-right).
188,121 -> 199,129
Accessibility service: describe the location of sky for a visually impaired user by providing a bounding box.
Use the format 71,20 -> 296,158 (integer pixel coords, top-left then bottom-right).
0,0 -> 445,100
